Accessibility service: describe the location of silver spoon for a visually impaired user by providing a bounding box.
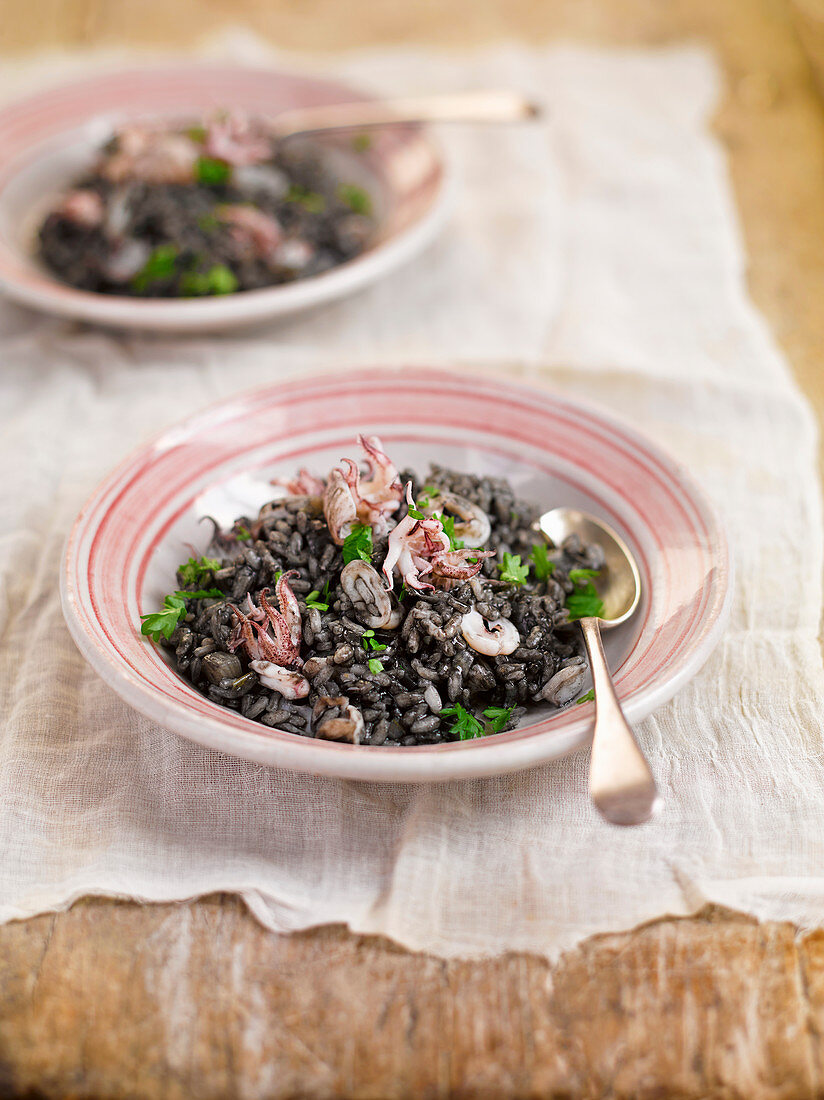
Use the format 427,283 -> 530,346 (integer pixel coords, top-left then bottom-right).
270,90 -> 541,141
538,508 -> 662,826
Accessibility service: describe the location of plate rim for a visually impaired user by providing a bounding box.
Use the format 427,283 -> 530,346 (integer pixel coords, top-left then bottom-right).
0,62 -> 451,331
61,366 -> 734,782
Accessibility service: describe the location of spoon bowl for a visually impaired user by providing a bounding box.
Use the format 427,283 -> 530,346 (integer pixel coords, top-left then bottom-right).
538,508 -> 641,626
538,506 -> 662,827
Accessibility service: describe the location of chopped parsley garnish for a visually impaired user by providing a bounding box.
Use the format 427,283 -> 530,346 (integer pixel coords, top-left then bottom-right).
576,689 -> 595,705
407,501 -> 425,520
131,245 -> 179,292
337,183 -> 372,215
305,590 -> 329,612
440,703 -> 485,741
178,555 -> 221,585
285,184 -> 326,214
342,523 -> 373,564
367,658 -> 384,675
437,513 -> 465,551
322,578 -> 332,603
235,525 -> 251,542
531,543 -> 555,581
361,629 -> 387,654
568,568 -> 600,584
565,576 -> 604,621
140,588 -> 222,642
497,552 -> 530,586
186,125 -> 207,143
398,583 -> 409,601
196,212 -> 221,232
180,264 -> 239,297
352,133 -> 372,152
196,156 -> 231,186
483,706 -> 514,732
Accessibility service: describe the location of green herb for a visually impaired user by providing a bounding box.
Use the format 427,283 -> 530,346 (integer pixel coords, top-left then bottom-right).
576,689 -> 595,705
368,658 -> 384,675
337,183 -> 372,216
437,513 -> 464,551
342,523 -> 373,564
407,502 -> 425,520
565,580 -> 604,621
483,706 -> 514,732
322,578 -> 332,603
440,703 -> 485,741
497,552 -> 530,586
131,244 -> 179,292
139,588 -> 222,642
186,125 -> 207,143
180,263 -> 238,297
178,555 -> 221,585
196,155 -> 231,186
530,544 -> 555,581
196,212 -> 220,232
398,583 -> 408,601
305,590 -> 329,612
285,184 -> 326,214
235,525 -> 251,542
568,568 -> 600,584
361,629 -> 386,654
352,133 -> 372,153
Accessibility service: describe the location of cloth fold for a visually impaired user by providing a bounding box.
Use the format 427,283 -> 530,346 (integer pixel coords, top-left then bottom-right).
1,39 -> 822,959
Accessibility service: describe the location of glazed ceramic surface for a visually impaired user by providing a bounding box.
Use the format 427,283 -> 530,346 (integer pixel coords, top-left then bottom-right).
0,65 -> 449,330
61,368 -> 732,782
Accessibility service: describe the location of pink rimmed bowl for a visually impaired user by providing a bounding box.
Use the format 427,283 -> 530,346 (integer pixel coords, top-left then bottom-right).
0,65 -> 449,331
60,367 -> 732,782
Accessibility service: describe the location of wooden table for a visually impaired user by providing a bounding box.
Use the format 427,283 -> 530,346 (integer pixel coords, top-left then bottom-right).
4,0 -> 824,1095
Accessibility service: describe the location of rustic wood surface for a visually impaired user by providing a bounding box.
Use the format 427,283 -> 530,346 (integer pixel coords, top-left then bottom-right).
3,0 -> 824,1096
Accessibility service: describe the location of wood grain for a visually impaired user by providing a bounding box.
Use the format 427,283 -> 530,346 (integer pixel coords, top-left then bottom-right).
2,0 -> 824,1095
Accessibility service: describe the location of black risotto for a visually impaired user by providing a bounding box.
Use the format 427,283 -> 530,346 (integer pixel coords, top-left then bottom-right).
38,113 -> 374,296
141,436 -> 606,746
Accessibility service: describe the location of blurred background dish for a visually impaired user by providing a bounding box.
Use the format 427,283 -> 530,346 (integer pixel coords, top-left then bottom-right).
0,64 -> 449,330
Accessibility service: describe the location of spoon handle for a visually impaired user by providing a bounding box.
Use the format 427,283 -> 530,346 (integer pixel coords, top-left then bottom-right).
272,90 -> 541,140
579,616 -> 662,826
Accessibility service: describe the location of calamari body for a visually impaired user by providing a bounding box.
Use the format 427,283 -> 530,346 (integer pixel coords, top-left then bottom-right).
271,468 -> 326,497
57,189 -> 104,228
99,126 -> 200,185
383,483 -> 492,591
249,661 -> 310,699
204,112 -> 272,167
423,490 -> 491,549
323,435 -> 403,544
217,205 -> 282,259
460,609 -> 520,656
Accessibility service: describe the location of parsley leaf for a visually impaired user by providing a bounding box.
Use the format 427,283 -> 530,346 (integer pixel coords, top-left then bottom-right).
178,555 -> 221,585
398,583 -> 408,602
180,264 -> 238,297
342,523 -> 373,564
186,125 -> 207,144
322,578 -> 332,603
131,244 -> 179,292
576,689 -> 595,705
337,183 -> 372,215
565,580 -> 604,621
497,553 -> 530,586
367,657 -> 384,674
139,588 -> 222,642
440,703 -> 485,741
407,503 -> 425,520
285,184 -> 326,214
305,590 -> 329,612
483,706 -> 514,732
196,156 -> 231,186
360,629 -> 386,654
531,544 -> 555,581
352,133 -> 372,152
235,525 -> 251,542
568,568 -> 600,584
436,513 -> 464,551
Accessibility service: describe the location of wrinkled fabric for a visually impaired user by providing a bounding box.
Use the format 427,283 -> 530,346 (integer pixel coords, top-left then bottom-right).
1,41 -> 822,959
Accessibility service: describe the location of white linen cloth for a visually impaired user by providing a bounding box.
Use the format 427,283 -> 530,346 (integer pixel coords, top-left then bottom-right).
1,38 -> 823,959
